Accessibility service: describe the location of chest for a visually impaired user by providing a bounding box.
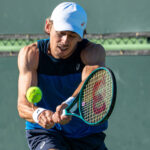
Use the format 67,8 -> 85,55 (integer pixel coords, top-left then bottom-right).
38,53 -> 84,76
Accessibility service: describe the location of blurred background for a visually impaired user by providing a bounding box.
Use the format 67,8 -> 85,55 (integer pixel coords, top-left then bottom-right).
0,0 -> 150,149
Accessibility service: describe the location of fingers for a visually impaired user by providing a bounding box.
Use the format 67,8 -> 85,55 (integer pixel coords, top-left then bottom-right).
37,103 -> 72,128
38,110 -> 55,129
52,103 -> 72,125
52,112 -> 71,125
60,115 -> 72,125
53,103 -> 67,123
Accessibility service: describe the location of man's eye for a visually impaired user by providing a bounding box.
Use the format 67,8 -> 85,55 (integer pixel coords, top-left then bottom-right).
57,33 -> 62,37
69,35 -> 76,38
56,32 -> 64,37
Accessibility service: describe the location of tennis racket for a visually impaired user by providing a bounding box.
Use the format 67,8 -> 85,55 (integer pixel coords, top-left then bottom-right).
62,67 -> 117,126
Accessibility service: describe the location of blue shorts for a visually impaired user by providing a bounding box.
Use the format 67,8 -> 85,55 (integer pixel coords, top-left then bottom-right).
26,129 -> 108,150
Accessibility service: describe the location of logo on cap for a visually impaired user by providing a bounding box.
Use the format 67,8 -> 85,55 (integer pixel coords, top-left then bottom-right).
81,22 -> 85,27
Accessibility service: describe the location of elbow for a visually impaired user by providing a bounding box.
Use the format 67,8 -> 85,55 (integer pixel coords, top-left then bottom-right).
17,104 -> 25,119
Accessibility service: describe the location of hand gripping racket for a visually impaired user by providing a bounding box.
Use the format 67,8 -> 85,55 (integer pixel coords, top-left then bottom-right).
62,67 -> 117,126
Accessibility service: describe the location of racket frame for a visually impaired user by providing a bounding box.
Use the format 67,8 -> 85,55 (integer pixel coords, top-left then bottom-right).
64,67 -> 117,125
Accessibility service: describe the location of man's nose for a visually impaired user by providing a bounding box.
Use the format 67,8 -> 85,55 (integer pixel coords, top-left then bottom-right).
61,35 -> 69,45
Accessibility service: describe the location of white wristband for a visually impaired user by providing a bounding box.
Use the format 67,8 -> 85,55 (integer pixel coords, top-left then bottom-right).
63,97 -> 75,106
32,108 -> 47,123
62,97 -> 77,113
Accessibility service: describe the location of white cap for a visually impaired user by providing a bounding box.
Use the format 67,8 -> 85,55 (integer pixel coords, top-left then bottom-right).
50,2 -> 87,38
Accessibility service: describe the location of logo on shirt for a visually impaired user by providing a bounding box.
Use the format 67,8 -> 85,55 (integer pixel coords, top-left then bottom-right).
76,63 -> 80,71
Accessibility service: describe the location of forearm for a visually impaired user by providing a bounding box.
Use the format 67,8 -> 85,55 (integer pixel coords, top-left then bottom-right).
18,97 -> 55,129
17,98 -> 38,122
72,80 -> 85,97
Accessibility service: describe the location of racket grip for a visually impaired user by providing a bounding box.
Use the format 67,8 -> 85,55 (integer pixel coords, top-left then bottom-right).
62,97 -> 78,116
61,103 -> 78,116
63,97 -> 75,105
61,109 -> 66,116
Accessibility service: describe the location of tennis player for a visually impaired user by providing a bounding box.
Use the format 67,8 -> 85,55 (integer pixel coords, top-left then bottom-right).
17,2 -> 108,150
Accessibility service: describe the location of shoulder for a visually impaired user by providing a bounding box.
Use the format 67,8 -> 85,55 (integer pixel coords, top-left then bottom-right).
81,41 -> 106,66
18,42 -> 39,72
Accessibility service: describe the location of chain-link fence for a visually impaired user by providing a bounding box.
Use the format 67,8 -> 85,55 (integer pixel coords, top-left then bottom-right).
0,32 -> 150,56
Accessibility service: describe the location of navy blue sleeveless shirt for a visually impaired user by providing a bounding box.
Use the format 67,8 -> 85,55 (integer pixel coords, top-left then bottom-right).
26,39 -> 108,138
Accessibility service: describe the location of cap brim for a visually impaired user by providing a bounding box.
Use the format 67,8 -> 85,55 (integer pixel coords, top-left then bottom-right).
53,21 -> 83,38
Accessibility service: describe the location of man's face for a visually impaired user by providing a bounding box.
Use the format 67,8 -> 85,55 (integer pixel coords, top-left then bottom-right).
49,25 -> 82,59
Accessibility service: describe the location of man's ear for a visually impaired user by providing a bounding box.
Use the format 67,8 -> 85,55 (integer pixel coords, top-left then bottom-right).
44,19 -> 52,35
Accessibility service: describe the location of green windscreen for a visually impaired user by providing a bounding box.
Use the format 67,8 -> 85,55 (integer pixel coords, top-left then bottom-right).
0,0 -> 150,34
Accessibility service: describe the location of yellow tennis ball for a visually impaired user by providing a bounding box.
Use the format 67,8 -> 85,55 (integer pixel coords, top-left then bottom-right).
26,86 -> 42,103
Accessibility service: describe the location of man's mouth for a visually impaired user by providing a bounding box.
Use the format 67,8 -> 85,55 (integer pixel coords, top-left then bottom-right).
57,46 -> 69,51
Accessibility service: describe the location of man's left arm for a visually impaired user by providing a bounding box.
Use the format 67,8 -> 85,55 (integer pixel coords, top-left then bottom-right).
71,41 -> 106,97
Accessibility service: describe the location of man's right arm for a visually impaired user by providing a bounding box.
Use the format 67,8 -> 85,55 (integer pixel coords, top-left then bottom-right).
17,43 -> 39,122
17,43 -> 54,128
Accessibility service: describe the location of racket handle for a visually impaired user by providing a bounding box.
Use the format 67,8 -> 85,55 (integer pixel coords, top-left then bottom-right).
61,109 -> 66,116
63,97 -> 75,105
61,103 -> 77,116
61,96 -> 78,116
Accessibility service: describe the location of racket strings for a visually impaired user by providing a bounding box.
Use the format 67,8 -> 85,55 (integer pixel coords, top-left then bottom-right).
81,70 -> 113,123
